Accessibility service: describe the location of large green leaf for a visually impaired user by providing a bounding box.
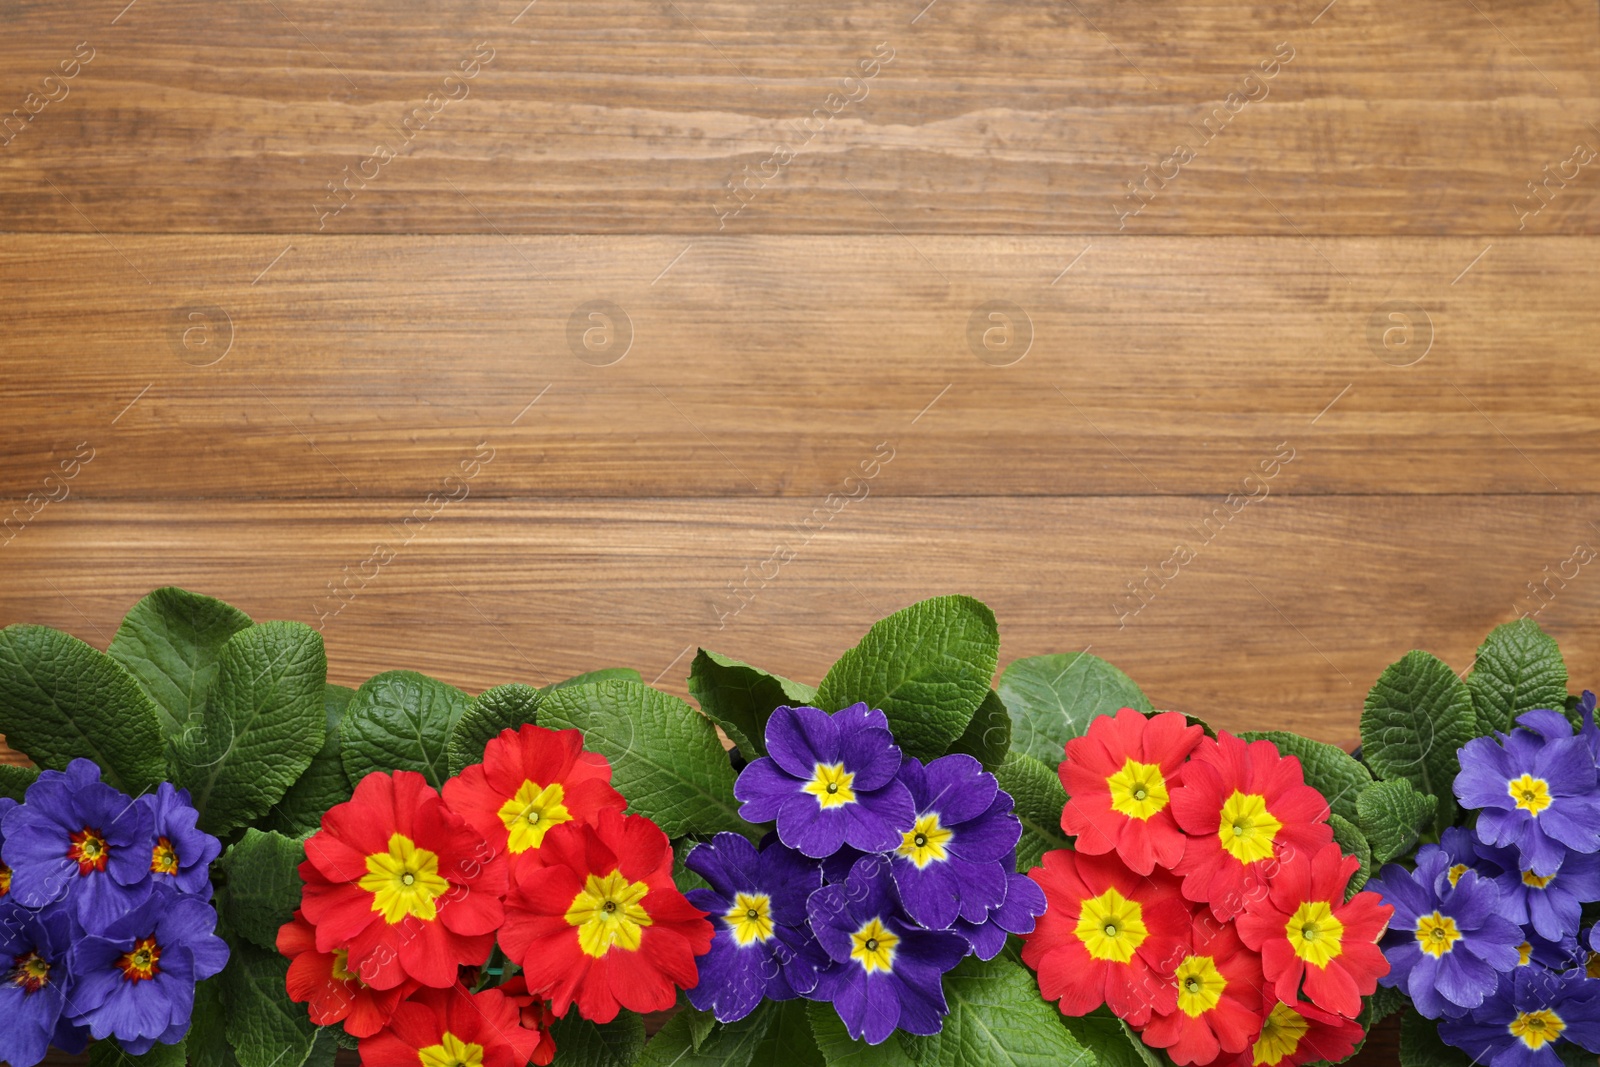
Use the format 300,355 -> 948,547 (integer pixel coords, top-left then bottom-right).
539,681 -> 746,837
1399,1007 -> 1474,1067
688,648 -> 818,759
107,587 -> 253,739
749,1000 -> 825,1067
261,683 -> 355,836
220,829 -> 307,951
341,670 -> 472,789
1059,1008 -> 1165,1067
0,625 -> 167,793
809,1002 -> 917,1066
1357,778 -> 1437,864
1239,731 -> 1372,825
637,1008 -> 769,1067
448,682 -> 543,777
223,939 -> 321,1067
89,1037 -> 188,1067
998,653 -> 1152,767
170,622 -> 327,836
1329,813 -> 1373,895
0,763 -> 39,802
188,975 -> 243,1067
545,668 -> 644,692
996,751 -> 1071,870
1360,650 -> 1475,826
946,689 -> 1013,771
547,1011 -> 647,1067
1468,619 -> 1569,733
900,955 -> 1094,1067
815,595 -> 1000,761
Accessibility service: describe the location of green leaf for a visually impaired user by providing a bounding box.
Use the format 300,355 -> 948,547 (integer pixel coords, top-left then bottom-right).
170,621 -> 327,836
996,751 -> 1071,870
637,1008 -> 770,1067
750,1000 -> 825,1067
0,763 -> 38,802
89,1036 -> 188,1067
223,938 -> 321,1067
262,683 -> 355,836
946,689 -> 1012,771
675,836 -> 713,893
341,670 -> 472,789
1239,732 -> 1372,825
1366,985 -> 1407,1027
539,681 -> 747,837
1360,650 -> 1475,826
815,595 -> 1000,761
0,625 -> 167,793
546,668 -> 644,692
189,975 -> 243,1067
304,1027 -> 342,1067
1357,778 -> 1438,864
1399,1007 -> 1474,1067
548,1010 -> 647,1067
108,587 -> 253,739
220,829 -> 306,951
1328,813 -> 1372,895
448,682 -> 543,777
899,955 -> 1094,1067
998,652 -> 1153,768
688,648 -> 818,759
809,1001 -> 917,1066
1058,1008 -> 1165,1067
1468,619 -> 1569,733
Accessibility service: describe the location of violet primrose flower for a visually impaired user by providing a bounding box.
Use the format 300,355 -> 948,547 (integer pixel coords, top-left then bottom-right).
138,783 -> 222,900
1438,967 -> 1600,1067
888,754 -> 1022,930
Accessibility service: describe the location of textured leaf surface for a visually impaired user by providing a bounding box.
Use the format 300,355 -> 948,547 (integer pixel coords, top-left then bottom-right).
221,829 -> 307,951
749,1000 -> 825,1067
1329,813 -> 1373,894
1239,731 -> 1372,824
688,648 -> 818,759
448,682 -> 543,777
0,624 -> 167,793
946,689 -> 1012,770
1399,1008 -> 1474,1067
809,1002 -> 917,1067
996,750 -> 1071,870
341,670 -> 471,789
1059,1008 -> 1166,1067
108,586 -> 253,738
900,955 -> 1094,1067
0,763 -> 39,802
1468,619 -> 1569,733
816,595 -> 1000,761
171,621 -> 327,836
262,683 -> 355,836
637,1009 -> 769,1067
999,653 -> 1152,766
1357,778 -> 1438,864
547,668 -> 643,691
188,975 -> 243,1067
224,939 -> 320,1067
548,1011 -> 647,1067
89,1037 -> 188,1067
539,680 -> 746,837
1360,650 -> 1474,826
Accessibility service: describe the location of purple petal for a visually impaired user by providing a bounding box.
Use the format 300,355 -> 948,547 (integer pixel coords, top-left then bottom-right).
766,706 -> 841,777
917,754 -> 997,825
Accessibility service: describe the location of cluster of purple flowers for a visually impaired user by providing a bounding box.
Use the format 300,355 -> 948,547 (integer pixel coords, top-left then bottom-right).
0,759 -> 228,1066
685,703 -> 1046,1045
1369,699 -> 1600,1067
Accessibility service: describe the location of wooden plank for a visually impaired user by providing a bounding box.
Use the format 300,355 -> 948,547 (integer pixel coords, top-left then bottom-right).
4,233 -> 1599,499
0,0 -> 1595,234
3,494 -> 1598,762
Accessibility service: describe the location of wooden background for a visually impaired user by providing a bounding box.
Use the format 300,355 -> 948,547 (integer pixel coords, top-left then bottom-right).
5,0 -> 1600,1061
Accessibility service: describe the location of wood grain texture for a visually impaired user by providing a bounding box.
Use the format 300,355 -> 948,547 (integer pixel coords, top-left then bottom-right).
0,0 -> 1596,233
3,233 -> 1598,499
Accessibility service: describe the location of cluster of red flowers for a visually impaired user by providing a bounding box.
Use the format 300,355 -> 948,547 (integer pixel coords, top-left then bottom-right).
1022,710 -> 1394,1067
278,724 -> 713,1065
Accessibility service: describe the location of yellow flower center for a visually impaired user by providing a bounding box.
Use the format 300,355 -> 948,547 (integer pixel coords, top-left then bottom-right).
359,833 -> 450,924
1508,773 -> 1553,815
151,836 -> 180,875
0,863 -> 10,897
1414,911 -> 1461,959
849,917 -> 899,974
1447,863 -> 1468,887
1286,900 -> 1345,967
565,870 -> 652,958
1519,942 -> 1535,967
723,892 -> 775,947
496,780 -> 573,853
1217,792 -> 1282,864
115,936 -> 162,983
1106,758 -> 1170,820
330,947 -> 358,983
1075,887 -> 1148,963
1252,1002 -> 1310,1066
418,1031 -> 486,1067
897,813 -> 954,868
1509,1009 -> 1565,1050
1173,954 -> 1227,1017
1522,869 -> 1557,889
1588,952 -> 1600,979
11,951 -> 52,994
803,763 -> 856,809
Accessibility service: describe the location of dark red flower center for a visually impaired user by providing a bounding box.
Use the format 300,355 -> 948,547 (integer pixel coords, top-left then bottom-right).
151,836 -> 180,875
116,936 -> 162,983
68,826 -> 110,874
10,951 -> 51,994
